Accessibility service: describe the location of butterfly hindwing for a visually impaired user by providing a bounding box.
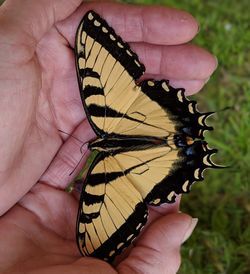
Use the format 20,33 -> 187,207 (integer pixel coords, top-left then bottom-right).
77,152 -> 148,261
144,140 -> 218,205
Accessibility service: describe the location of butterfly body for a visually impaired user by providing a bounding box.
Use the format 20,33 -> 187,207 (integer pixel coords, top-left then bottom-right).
75,10 -> 218,262
89,136 -> 171,151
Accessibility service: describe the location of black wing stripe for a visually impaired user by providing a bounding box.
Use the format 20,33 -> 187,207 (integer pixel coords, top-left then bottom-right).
81,191 -> 105,205
79,68 -> 100,78
83,86 -> 104,99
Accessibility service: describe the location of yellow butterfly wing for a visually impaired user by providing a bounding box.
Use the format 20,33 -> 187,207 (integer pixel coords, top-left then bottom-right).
77,151 -> 147,261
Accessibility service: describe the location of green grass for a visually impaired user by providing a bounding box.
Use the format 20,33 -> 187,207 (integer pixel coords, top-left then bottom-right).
123,1 -> 250,273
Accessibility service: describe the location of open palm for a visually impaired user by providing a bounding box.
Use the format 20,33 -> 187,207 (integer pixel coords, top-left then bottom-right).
0,1 -> 217,273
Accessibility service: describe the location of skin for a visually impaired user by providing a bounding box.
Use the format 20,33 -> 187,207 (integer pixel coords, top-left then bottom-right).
0,0 -> 217,273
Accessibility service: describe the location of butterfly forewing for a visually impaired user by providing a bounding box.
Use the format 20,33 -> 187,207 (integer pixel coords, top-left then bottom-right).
75,11 -> 145,137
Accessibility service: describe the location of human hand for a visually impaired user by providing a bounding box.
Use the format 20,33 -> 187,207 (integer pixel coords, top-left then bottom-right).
0,183 -> 197,274
0,0 -> 216,273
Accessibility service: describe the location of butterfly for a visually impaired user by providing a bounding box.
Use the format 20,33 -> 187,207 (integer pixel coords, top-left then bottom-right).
74,10 -> 218,263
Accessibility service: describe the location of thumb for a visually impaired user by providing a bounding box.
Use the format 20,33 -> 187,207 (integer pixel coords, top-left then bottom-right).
0,0 -> 82,62
117,213 -> 198,274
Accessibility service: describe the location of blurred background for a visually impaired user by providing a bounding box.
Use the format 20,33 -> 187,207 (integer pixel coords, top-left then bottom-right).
1,0 -> 249,273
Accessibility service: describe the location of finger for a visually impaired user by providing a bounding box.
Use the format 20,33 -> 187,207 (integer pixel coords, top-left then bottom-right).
169,79 -> 207,95
115,197 -> 181,264
57,2 -> 199,47
21,258 -> 116,274
118,213 -> 197,274
40,119 -> 95,189
133,43 -> 218,80
143,73 -> 207,95
0,0 -> 83,62
149,195 -> 181,218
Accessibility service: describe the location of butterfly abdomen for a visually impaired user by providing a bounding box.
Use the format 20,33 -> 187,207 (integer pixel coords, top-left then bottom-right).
89,136 -> 168,152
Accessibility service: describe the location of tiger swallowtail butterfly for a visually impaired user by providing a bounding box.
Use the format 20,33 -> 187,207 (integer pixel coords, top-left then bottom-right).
74,10 -> 219,263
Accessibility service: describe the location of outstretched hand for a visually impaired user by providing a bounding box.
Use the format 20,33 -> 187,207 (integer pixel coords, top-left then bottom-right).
0,1 -> 217,273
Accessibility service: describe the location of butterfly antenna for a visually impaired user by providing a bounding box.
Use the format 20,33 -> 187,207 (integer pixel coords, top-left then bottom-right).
69,145 -> 88,176
58,129 -> 85,144
58,129 -> 90,176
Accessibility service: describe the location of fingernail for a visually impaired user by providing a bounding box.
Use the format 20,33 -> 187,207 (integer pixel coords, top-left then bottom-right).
182,218 -> 198,244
